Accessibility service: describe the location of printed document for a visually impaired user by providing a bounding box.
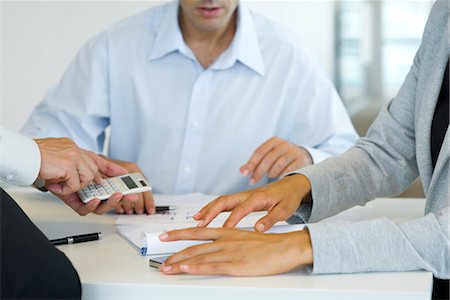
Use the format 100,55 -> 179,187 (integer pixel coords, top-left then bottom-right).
115,193 -> 304,255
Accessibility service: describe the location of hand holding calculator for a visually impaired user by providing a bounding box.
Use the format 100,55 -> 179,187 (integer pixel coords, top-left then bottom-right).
78,172 -> 152,203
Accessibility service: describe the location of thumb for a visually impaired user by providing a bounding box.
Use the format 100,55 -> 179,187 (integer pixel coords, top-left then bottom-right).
48,169 -> 81,195
254,205 -> 287,232
46,183 -> 65,195
254,216 -> 276,233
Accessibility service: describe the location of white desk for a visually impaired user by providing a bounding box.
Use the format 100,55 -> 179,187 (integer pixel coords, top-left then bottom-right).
6,187 -> 432,300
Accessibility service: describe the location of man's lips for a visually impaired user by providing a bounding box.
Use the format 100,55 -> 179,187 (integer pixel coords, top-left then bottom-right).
197,7 -> 222,18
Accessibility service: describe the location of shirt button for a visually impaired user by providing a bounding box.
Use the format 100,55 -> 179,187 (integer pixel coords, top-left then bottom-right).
184,166 -> 191,173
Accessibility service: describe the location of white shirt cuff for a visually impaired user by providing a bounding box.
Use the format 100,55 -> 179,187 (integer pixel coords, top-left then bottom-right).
301,146 -> 332,164
0,128 -> 41,186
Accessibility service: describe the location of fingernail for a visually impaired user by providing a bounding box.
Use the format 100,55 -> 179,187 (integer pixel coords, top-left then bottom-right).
180,265 -> 189,270
161,265 -> 172,272
193,212 -> 201,219
197,220 -> 204,227
159,233 -> 169,241
256,223 -> 265,232
242,169 -> 250,176
90,200 -> 100,208
250,179 -> 256,185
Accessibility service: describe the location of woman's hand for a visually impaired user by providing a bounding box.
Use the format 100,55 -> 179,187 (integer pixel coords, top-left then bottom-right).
195,174 -> 312,232
159,227 -> 313,276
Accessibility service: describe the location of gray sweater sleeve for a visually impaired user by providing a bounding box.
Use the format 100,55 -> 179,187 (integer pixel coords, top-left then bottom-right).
288,1 -> 450,278
307,208 -> 449,278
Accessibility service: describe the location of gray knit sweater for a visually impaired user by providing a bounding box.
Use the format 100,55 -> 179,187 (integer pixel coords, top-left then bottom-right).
290,0 -> 449,279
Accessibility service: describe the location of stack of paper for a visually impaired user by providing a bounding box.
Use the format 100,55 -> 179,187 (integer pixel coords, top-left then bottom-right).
115,193 -> 304,255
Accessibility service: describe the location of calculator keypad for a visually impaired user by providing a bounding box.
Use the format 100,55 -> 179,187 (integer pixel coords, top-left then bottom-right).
79,178 -> 122,202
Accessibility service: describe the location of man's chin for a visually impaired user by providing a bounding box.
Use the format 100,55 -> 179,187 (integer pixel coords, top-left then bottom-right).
194,20 -> 228,33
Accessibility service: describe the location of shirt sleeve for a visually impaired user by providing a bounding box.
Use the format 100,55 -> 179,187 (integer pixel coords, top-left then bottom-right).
0,127 -> 41,186
286,47 -> 359,164
20,32 -> 110,153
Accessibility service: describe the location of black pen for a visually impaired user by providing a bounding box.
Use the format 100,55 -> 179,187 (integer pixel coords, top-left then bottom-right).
50,232 -> 103,246
155,206 -> 177,213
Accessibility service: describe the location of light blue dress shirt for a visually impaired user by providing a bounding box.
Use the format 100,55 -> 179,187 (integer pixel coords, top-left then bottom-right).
22,1 -> 358,195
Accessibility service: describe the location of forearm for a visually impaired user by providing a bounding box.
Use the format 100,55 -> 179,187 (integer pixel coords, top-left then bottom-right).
307,207 -> 450,278
295,141 -> 419,223
289,229 -> 314,268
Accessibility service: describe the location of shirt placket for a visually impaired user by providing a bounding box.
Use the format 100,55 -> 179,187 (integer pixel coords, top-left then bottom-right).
174,70 -> 211,194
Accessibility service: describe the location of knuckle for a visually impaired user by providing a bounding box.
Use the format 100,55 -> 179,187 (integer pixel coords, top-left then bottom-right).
214,195 -> 226,203
264,153 -> 275,163
221,195 -> 233,206
184,247 -> 198,256
260,152 -> 276,168
253,149 -> 264,159
253,192 -> 274,207
62,137 -> 73,145
276,157 -> 288,168
280,140 -> 289,148
252,191 -> 268,203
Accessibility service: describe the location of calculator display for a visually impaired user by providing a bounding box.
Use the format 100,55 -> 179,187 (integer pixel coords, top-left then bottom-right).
121,176 -> 138,189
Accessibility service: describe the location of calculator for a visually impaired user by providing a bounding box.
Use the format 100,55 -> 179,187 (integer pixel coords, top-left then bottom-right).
78,172 -> 152,203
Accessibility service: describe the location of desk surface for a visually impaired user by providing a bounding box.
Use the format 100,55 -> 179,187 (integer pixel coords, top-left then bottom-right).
6,187 -> 432,300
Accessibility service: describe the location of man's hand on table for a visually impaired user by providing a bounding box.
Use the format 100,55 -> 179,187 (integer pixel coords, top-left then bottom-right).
240,136 -> 313,185
103,158 -> 155,215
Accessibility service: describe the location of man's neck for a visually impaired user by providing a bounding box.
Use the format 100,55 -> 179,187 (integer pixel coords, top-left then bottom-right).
180,13 -> 237,69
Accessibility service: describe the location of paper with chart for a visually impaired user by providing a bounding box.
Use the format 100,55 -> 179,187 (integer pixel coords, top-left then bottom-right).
115,193 -> 304,256
115,193 -> 273,226
116,193 -> 232,225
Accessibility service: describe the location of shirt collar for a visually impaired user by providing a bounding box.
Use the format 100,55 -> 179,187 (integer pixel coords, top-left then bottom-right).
214,3 -> 265,76
148,1 -> 194,61
148,1 -> 265,76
